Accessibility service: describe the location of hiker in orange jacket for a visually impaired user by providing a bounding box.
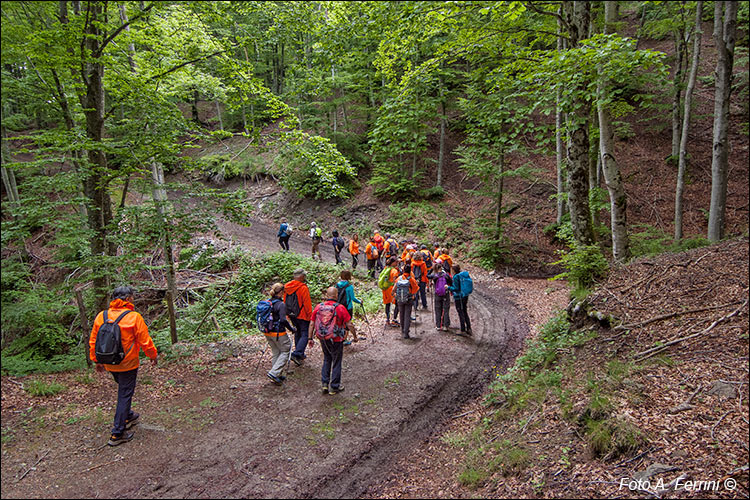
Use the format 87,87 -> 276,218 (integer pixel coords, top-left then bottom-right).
411,251 -> 429,310
393,265 -> 420,339
381,256 -> 401,326
373,231 -> 385,272
284,268 -> 313,366
438,249 -> 454,271
89,286 -> 158,446
365,237 -> 379,278
348,234 -> 361,270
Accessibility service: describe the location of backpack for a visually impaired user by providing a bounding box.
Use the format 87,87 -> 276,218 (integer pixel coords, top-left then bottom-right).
336,282 -> 349,310
278,223 -> 288,238
286,225 -> 293,236
334,236 -> 345,251
413,263 -> 423,281
442,259 -> 452,273
423,250 -> 433,269
284,291 -> 300,319
256,299 -> 279,333
460,273 -> 474,296
435,273 -> 448,297
374,236 -> 384,252
386,238 -> 399,256
371,246 -> 379,259
378,267 -> 394,290
395,277 -> 412,304
314,302 -> 346,341
94,310 -> 135,365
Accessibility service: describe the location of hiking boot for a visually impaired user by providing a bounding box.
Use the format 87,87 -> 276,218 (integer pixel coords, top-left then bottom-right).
125,412 -> 140,429
267,372 -> 283,385
291,355 -> 303,367
279,374 -> 287,381
402,334 -> 411,340
466,328 -> 473,336
343,340 -> 352,346
108,431 -> 134,446
329,385 -> 345,395
321,385 -> 329,394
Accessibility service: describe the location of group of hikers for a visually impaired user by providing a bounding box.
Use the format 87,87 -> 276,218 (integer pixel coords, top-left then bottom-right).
86,224 -> 474,447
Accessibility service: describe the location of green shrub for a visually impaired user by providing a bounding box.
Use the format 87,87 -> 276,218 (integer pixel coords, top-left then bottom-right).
24,379 -> 67,397
198,154 -> 245,183
630,224 -> 711,258
551,242 -> 609,292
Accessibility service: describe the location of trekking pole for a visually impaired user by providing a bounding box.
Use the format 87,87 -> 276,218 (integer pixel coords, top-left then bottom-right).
253,342 -> 270,376
360,302 -> 374,344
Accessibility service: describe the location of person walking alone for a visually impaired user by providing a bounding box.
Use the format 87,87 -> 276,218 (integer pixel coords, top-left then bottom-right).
277,220 -> 291,251
332,230 -> 345,265
262,283 -> 297,384
309,222 -> 323,261
89,286 -> 158,446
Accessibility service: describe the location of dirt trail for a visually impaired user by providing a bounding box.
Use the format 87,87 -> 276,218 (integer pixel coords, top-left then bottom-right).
1,214 -> 530,499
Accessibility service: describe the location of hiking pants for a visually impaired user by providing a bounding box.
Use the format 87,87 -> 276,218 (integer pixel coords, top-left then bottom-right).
111,368 -> 138,436
455,296 -> 472,332
311,240 -> 321,260
291,318 -> 310,361
385,303 -> 399,322
320,339 -> 344,390
397,300 -> 413,338
418,281 -> 428,309
367,259 -> 376,278
279,235 -> 290,251
266,333 -> 292,378
434,294 -> 451,328
334,248 -> 343,265
351,254 -> 359,269
375,256 -> 384,273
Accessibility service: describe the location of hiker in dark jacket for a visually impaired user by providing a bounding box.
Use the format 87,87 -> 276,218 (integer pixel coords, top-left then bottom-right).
447,265 -> 473,335
264,283 -> 297,385
332,230 -> 345,265
428,261 -> 452,331
277,220 -> 291,251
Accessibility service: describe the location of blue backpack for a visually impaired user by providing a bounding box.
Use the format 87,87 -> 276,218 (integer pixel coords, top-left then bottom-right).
458,272 -> 473,297
256,299 -> 279,333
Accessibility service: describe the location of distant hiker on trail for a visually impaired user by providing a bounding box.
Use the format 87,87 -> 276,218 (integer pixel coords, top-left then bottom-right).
365,237 -> 379,278
438,248 -> 454,273
89,286 -> 158,447
349,234 -> 361,270
384,234 -> 399,261
277,220 -> 291,251
411,251 -> 429,310
394,265 -> 419,339
379,256 -> 401,327
309,286 -> 353,394
448,265 -> 473,336
420,245 -> 434,270
259,283 -> 297,385
309,222 -> 323,261
428,261 -> 452,331
284,269 -> 313,366
373,231 -> 385,272
332,230 -> 346,265
336,270 -> 364,345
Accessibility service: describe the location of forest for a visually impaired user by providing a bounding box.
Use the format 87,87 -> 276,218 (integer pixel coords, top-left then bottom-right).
1,1 -> 748,498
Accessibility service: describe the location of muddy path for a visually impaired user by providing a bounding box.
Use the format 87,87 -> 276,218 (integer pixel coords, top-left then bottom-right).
1,214 -> 529,499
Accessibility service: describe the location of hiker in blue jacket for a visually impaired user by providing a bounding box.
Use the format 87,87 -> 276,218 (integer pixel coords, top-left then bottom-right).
336,270 -> 364,344
277,220 -> 291,251
447,264 -> 473,336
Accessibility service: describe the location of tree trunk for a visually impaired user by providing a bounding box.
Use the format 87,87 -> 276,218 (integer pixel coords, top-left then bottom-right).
708,1 -> 737,241
671,35 -> 685,160
74,289 -> 93,367
437,74 -> 446,188
563,1 -> 595,246
555,10 -> 566,225
192,89 -> 200,123
495,150 -> 505,240
675,1 -> 703,241
215,100 -> 223,130
151,161 -> 178,344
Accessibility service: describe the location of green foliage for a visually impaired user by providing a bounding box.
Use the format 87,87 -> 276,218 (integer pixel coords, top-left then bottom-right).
273,131 -> 357,200
629,225 -> 711,258
197,154 -> 245,183
551,241 -> 609,292
23,379 -> 67,397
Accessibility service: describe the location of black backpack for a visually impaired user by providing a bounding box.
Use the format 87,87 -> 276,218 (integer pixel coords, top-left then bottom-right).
284,291 -> 300,319
94,311 -> 135,365
336,283 -> 348,309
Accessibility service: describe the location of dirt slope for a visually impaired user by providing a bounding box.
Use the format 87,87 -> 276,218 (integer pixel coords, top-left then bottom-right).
0,214 -> 542,499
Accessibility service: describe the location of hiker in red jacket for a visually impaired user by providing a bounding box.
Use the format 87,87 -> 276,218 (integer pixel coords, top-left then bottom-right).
309,287 -> 353,394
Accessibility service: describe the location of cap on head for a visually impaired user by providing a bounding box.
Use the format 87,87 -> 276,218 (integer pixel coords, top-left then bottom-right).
293,268 -> 307,279
112,286 -> 135,300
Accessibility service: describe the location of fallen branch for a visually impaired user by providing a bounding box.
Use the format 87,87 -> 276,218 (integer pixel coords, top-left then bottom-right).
16,450 -> 50,482
668,385 -> 702,414
451,409 -> 476,419
633,299 -> 748,361
191,276 -> 234,338
617,300 -> 743,330
86,455 -> 123,472
711,410 -> 735,441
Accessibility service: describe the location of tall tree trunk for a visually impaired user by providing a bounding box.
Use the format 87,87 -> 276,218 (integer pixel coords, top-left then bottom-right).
192,89 -> 200,123
555,10 -> 566,225
1,115 -> 20,209
215,100 -> 223,130
151,161 -> 178,344
675,1 -> 703,241
708,1 -> 737,241
437,74 -> 446,188
331,66 -> 337,135
563,1 -> 595,246
74,289 -> 93,367
495,150 -> 505,241
671,35 -> 686,160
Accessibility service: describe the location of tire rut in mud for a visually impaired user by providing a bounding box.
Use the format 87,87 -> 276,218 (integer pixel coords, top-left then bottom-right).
304,286 -> 528,499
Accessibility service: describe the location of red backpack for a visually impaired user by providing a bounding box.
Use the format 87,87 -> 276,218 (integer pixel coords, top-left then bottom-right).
314,302 -> 346,341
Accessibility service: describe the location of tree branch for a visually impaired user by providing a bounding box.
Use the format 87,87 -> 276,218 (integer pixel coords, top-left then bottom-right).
96,3 -> 155,57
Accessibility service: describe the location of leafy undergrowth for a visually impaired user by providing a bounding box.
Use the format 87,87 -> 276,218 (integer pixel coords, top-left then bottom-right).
371,237 -> 749,498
